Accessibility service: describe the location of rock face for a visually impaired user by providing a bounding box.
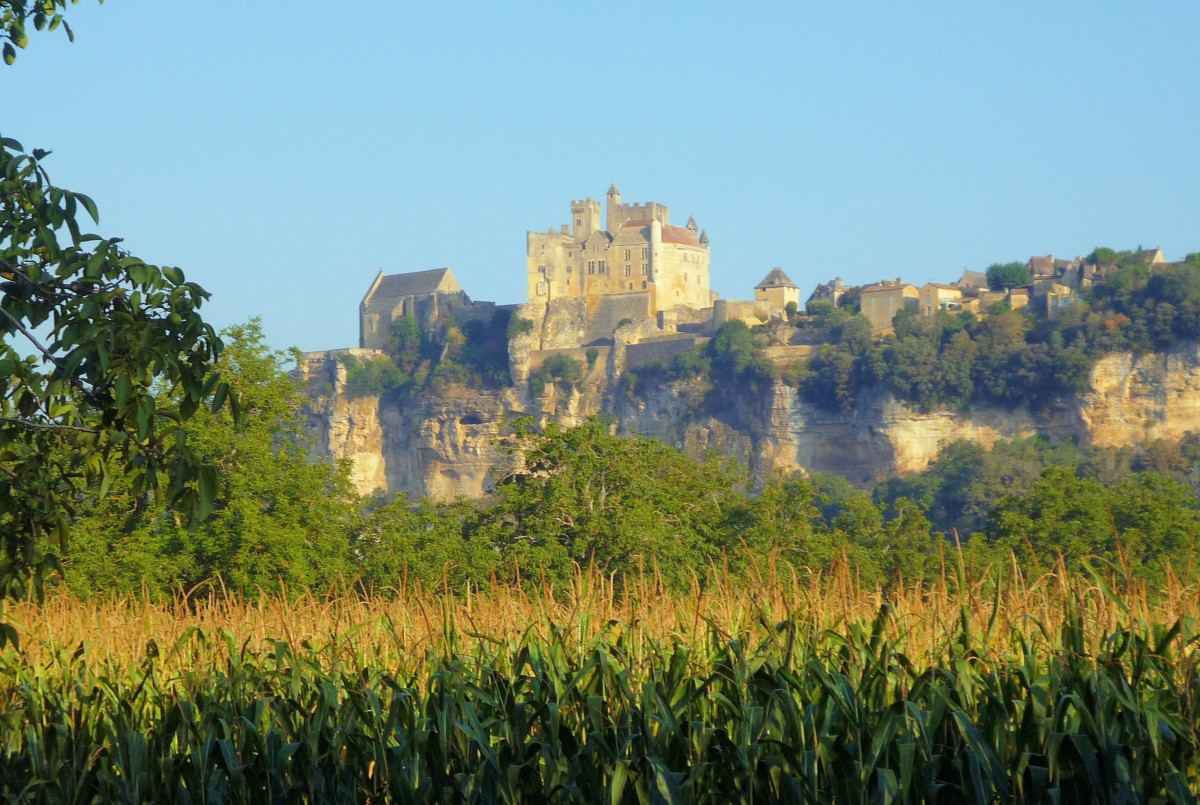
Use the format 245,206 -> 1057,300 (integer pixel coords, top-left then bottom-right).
300,342 -> 1200,500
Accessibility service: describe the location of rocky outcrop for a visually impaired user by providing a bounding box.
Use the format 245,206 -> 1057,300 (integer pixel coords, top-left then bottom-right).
300,342 -> 1200,500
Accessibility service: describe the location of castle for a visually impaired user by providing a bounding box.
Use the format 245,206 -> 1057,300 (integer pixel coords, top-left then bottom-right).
527,184 -> 715,317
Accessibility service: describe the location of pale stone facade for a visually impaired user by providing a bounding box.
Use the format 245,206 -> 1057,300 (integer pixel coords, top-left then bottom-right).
359,267 -> 466,350
859,282 -> 919,334
754,267 -> 801,316
918,283 -> 962,318
527,185 -> 714,316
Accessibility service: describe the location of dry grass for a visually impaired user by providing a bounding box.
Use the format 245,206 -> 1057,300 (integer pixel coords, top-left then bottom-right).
6,552 -> 1195,678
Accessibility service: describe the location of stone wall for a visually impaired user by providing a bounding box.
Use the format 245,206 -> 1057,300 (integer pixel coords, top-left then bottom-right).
625,337 -> 703,371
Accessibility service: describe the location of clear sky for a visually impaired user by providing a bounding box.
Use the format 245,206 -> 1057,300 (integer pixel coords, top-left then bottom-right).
5,2 -> 1198,353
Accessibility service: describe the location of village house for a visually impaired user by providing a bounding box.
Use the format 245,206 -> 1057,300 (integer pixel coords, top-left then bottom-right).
859,281 -> 918,335
754,267 -> 801,317
919,283 -> 962,318
806,277 -> 851,312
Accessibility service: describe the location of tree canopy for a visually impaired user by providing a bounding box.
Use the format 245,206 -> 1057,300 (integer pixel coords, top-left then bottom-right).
1,136 -> 233,602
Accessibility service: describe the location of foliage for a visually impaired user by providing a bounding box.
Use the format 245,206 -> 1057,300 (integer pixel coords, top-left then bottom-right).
476,418 -> 740,590
336,352 -> 411,398
1,135 -> 230,603
1,0 -> 84,64
985,261 -> 1030,290
527,353 -> 584,396
61,321 -> 358,598
506,314 -> 533,338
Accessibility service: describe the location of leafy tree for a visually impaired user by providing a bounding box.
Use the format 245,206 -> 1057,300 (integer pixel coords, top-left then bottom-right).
62,322 -> 357,597
477,418 -> 739,590
720,474 -> 833,573
985,261 -> 1030,291
1,0 -> 81,64
1,136 -> 231,601
357,496 -> 490,592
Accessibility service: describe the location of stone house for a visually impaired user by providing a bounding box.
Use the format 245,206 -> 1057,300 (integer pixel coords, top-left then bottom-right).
919,283 -> 962,318
806,277 -> 851,312
754,267 -> 801,317
858,281 -> 918,335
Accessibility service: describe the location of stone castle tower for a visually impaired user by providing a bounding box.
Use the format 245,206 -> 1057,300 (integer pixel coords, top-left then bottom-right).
526,185 -> 713,316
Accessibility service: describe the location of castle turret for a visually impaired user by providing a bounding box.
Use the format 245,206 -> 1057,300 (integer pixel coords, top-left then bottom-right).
686,216 -> 698,236
570,198 -> 600,241
649,218 -> 662,280
606,184 -> 621,231
699,229 -> 709,246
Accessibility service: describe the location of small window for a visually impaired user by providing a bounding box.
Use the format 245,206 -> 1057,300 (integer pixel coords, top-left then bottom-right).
624,249 -> 631,260
537,281 -> 546,296
642,281 -> 648,289
599,260 -> 606,274
641,264 -> 648,275
624,265 -> 631,276
642,248 -> 648,259
588,261 -> 595,275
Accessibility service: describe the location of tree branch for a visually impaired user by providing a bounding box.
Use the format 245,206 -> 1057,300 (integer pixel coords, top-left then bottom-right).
0,415 -> 98,434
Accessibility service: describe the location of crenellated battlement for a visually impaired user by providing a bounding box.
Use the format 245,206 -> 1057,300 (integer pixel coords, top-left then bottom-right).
527,185 -> 712,315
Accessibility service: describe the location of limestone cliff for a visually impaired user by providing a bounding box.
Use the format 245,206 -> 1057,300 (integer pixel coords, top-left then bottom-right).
300,342 -> 1200,500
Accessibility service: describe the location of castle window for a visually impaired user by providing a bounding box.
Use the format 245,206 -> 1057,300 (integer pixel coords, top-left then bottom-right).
566,267 -> 572,274
624,265 -> 631,276
587,261 -> 595,274
624,249 -> 631,260
643,281 -> 647,289
641,264 -> 648,275
599,260 -> 606,274
642,248 -> 648,259
538,265 -> 546,274
628,282 -> 633,290
536,281 -> 546,296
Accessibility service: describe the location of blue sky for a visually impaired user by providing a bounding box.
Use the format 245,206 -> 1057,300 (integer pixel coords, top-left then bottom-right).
5,2 -> 1198,353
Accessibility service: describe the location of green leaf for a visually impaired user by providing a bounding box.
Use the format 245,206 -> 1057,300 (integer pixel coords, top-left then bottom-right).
74,192 -> 99,224
162,265 -> 184,285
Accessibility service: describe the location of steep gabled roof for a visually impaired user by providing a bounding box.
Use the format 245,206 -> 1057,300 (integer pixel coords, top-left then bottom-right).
755,267 -> 798,290
662,224 -> 701,246
364,267 -> 459,314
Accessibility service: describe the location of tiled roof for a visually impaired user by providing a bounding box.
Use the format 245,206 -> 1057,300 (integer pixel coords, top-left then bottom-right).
364,268 -> 456,314
755,267 -> 798,289
661,225 -> 700,246
860,283 -> 915,294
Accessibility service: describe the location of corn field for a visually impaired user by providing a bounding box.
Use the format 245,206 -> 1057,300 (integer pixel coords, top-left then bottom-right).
1,559 -> 1199,802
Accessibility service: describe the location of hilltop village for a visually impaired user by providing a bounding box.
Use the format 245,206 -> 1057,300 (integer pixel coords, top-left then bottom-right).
298,185 -> 1190,500
348,184 -> 1166,375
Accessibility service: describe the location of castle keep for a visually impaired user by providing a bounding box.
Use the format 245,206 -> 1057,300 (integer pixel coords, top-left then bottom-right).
527,185 -> 714,317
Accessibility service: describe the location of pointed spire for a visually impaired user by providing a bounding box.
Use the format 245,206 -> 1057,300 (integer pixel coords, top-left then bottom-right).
686,215 -> 698,232
699,229 -> 709,246
607,183 -> 620,197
